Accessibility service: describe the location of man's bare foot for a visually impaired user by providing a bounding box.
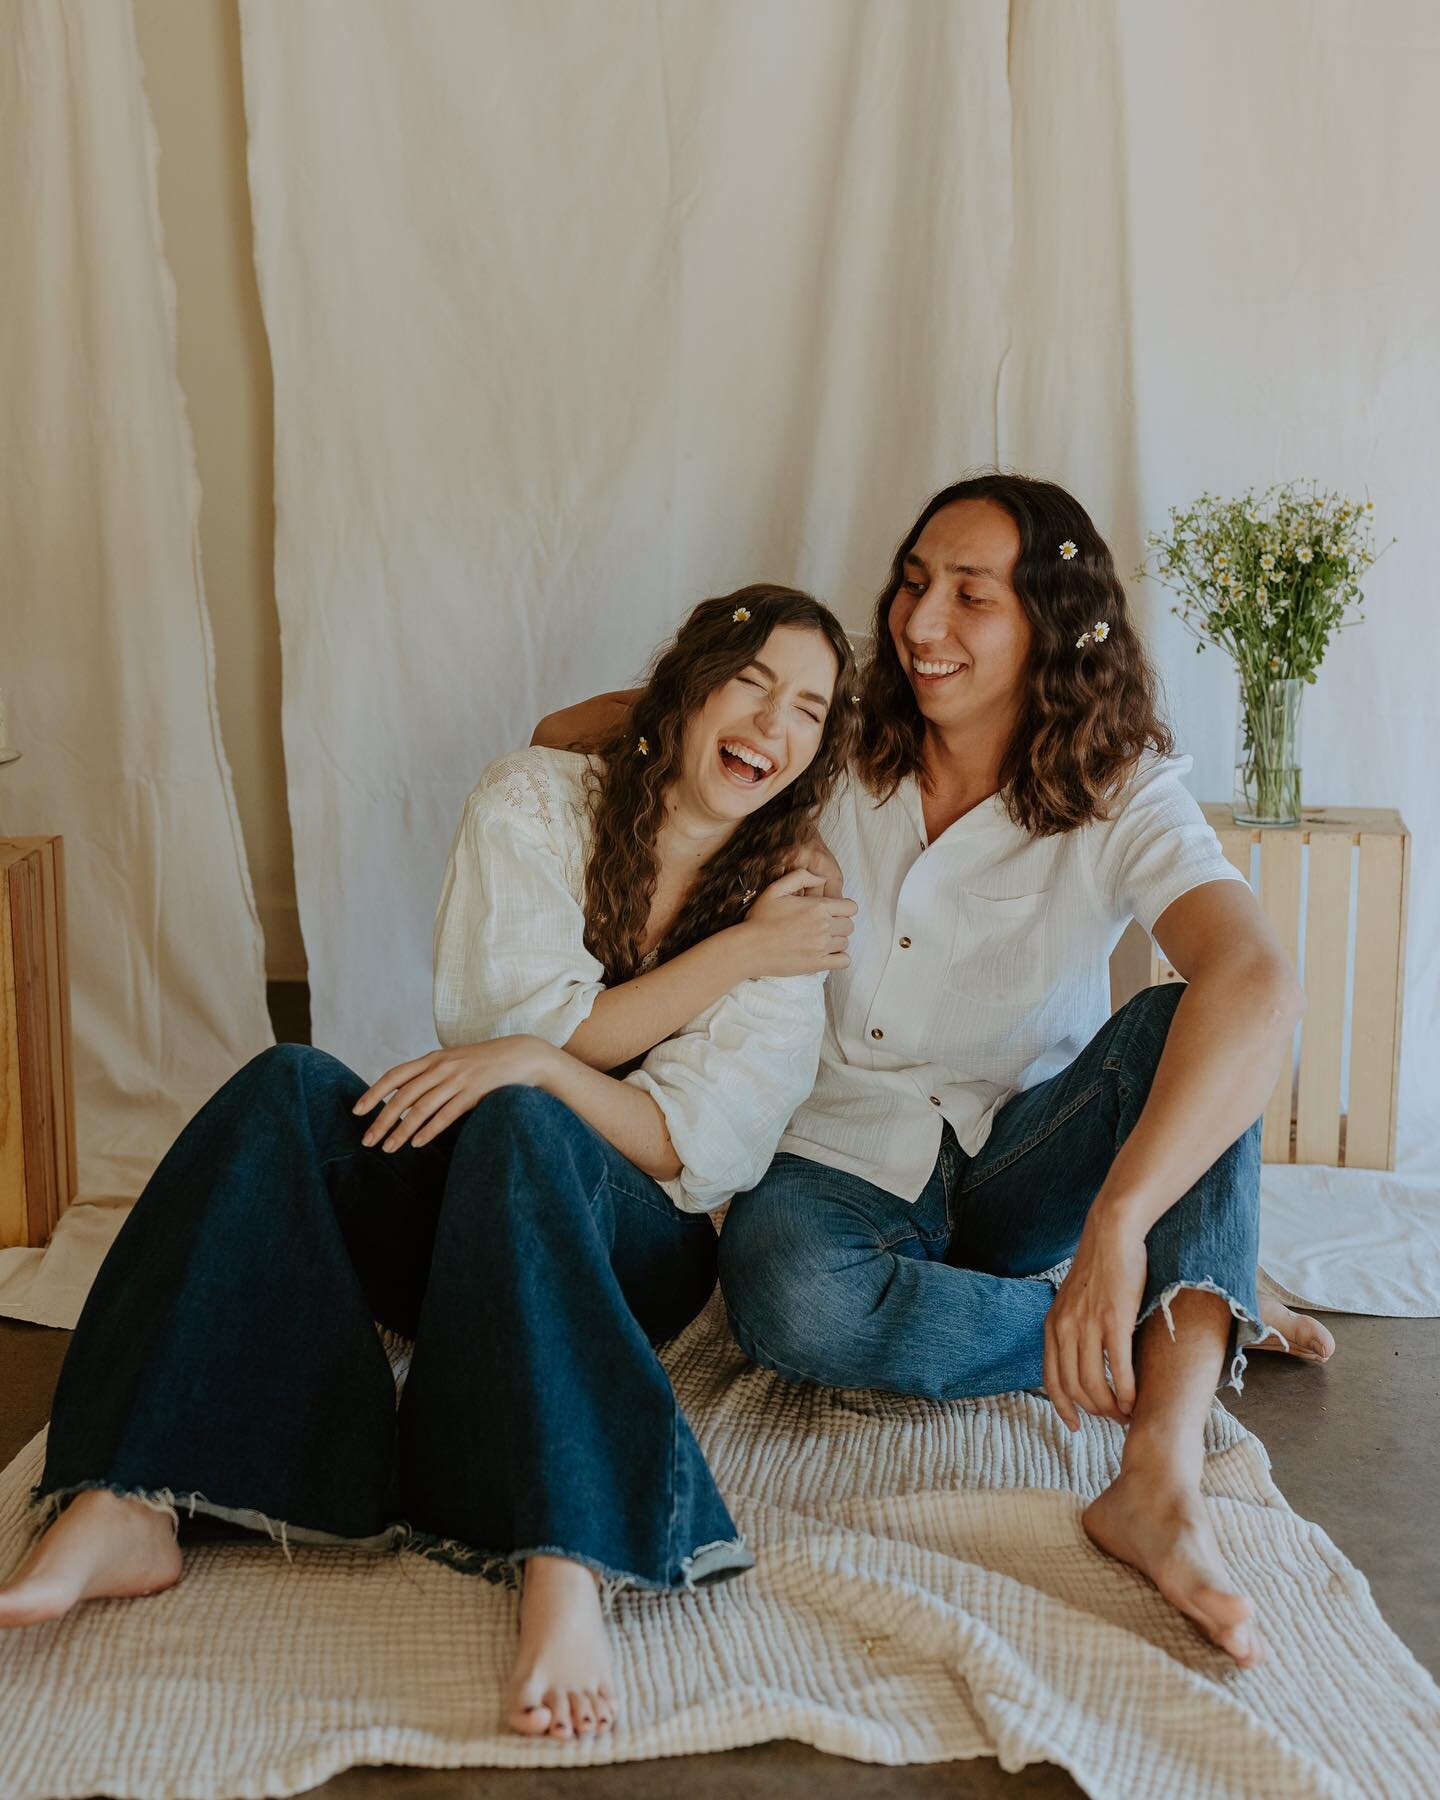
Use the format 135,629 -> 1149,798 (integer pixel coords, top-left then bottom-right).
1083,1465 -> 1266,1668
1254,1292 -> 1335,1362
504,1554 -> 617,1739
0,1489 -> 182,1629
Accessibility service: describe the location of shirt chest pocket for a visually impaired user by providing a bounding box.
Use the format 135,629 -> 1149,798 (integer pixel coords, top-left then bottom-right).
945,889 -> 1051,1005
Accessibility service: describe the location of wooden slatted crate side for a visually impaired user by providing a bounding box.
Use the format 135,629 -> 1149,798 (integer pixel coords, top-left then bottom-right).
31,839 -> 74,1209
1294,831 -> 1350,1165
51,839 -> 78,1203
1347,831 -> 1409,1170
1257,829 -> 1304,1164
0,872 -> 27,1247
0,838 -> 77,1249
1120,807 -> 1408,1172
16,853 -> 59,1244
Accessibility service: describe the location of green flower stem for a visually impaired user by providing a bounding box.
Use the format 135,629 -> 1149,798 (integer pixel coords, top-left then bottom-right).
1236,678 -> 1301,824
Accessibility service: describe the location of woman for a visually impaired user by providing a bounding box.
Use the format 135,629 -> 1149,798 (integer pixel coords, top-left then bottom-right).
540,475 -> 1332,1669
0,585 -> 860,1742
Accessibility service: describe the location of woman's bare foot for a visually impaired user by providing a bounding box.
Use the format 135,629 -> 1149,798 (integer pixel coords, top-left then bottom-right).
0,1489 -> 182,1629
1254,1292 -> 1335,1362
1083,1463 -> 1265,1667
504,1554 -> 617,1739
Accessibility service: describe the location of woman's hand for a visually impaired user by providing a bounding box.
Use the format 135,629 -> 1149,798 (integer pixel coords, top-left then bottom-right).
1042,1215 -> 1148,1430
353,1037 -> 555,1152
738,868 -> 856,977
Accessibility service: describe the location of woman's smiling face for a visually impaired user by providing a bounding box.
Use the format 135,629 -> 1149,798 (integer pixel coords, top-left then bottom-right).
677,624 -> 840,823
888,499 -> 1033,738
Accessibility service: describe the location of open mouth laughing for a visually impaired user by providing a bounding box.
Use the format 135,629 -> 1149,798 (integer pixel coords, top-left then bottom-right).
717,737 -> 779,787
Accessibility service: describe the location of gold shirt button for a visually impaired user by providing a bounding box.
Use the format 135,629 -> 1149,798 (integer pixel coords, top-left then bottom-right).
871,1027 -> 884,1040
930,1095 -> 942,1106
898,936 -> 912,948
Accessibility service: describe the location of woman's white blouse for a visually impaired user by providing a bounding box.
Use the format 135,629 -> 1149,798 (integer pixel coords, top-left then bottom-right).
432,747 -> 826,1214
779,754 -> 1248,1201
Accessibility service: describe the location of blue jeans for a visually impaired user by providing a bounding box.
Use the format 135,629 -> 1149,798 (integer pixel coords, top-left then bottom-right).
719,984 -> 1265,1401
38,1045 -> 750,1593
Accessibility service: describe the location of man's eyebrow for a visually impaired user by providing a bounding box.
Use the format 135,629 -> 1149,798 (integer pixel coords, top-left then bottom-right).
902,552 -> 1003,581
749,658 -> 831,711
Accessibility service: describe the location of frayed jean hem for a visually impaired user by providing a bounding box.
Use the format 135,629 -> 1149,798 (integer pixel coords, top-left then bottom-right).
402,1527 -> 754,1606
29,1479 -> 406,1562
1136,1277 -> 1285,1395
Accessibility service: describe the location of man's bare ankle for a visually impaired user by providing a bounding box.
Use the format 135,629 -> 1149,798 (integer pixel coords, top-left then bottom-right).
1115,1427 -> 1203,1489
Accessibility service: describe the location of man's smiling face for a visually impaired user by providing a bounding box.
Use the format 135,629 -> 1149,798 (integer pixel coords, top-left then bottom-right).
888,499 -> 1033,738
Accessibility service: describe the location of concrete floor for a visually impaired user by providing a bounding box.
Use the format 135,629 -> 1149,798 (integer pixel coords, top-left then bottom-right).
0,985 -> 1433,1797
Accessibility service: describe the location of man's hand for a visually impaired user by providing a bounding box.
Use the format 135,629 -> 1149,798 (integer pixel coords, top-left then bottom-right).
1042,1214 -> 1148,1430
353,1037 -> 555,1152
531,689 -> 641,752
785,832 -> 845,900
739,868 -> 856,976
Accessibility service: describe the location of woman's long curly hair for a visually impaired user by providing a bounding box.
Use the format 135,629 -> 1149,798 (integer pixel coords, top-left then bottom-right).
583,585 -> 859,983
855,472 -> 1173,836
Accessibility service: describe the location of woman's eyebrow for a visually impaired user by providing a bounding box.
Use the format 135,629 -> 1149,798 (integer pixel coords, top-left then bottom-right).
748,659 -> 831,712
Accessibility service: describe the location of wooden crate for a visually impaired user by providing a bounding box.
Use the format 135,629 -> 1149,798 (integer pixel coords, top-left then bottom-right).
1109,807 -> 1409,1170
1,837 -> 78,1247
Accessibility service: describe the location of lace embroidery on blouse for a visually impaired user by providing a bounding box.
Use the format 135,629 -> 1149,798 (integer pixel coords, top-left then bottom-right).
480,752 -> 554,828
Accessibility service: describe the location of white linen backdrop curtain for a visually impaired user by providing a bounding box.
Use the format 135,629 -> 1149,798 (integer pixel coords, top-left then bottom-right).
0,0 -> 272,1308
999,0 -> 1440,1311
239,0 -> 1014,1075
241,2 -> 1439,1305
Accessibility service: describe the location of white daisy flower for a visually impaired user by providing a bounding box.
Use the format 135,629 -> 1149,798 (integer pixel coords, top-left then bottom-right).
1260,553 -> 1276,571
1296,545 -> 1314,564
1060,540 -> 1079,560
1092,621 -> 1111,642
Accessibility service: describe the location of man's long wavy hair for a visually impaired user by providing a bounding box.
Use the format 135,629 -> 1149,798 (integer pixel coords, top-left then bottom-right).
856,472 -> 1173,836
583,585 -> 859,983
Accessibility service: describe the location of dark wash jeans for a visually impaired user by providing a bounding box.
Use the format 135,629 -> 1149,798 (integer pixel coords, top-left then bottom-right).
38,1045 -> 751,1593
720,983 -> 1268,1401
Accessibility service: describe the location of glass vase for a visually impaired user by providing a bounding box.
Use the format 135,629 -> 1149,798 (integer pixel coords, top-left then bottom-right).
1234,676 -> 1303,826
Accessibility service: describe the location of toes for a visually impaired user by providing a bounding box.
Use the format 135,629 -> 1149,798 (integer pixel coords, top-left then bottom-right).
545,1688 -> 573,1739
571,1689 -> 597,1735
507,1701 -> 553,1737
1217,1618 -> 1267,1667
505,1675 -> 553,1737
1297,1322 -> 1335,1361
1187,1586 -> 1264,1664
1195,1583 -> 1253,1627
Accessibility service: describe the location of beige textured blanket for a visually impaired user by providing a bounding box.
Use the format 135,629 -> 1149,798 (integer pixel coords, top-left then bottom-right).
1,1296 -> 1437,1798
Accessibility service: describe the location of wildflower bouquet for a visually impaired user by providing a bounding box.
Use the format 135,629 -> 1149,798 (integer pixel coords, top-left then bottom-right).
1138,483 -> 1386,823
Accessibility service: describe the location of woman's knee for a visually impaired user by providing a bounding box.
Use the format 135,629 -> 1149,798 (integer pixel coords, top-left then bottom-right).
232,1041 -> 358,1104
468,1081 -> 577,1136
448,1084 -> 604,1210
456,1083 -> 590,1166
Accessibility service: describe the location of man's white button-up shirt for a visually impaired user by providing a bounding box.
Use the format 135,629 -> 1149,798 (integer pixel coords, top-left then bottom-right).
778,754 -> 1245,1201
